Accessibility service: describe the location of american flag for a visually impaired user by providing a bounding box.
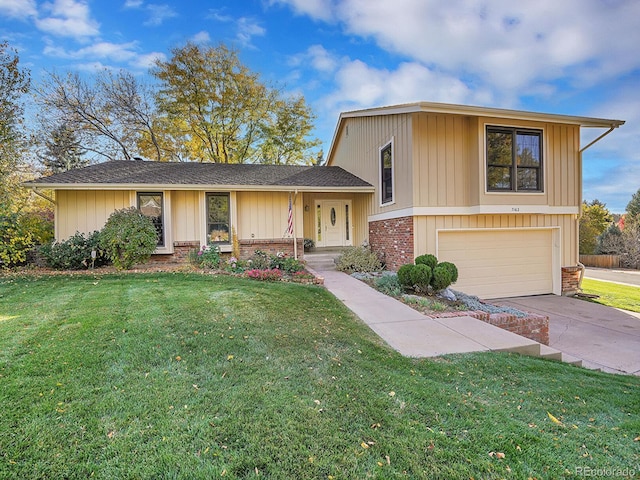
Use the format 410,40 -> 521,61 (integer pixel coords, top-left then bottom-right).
287,194 -> 294,236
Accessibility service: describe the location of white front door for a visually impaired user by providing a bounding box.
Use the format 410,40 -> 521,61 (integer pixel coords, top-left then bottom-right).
316,200 -> 352,247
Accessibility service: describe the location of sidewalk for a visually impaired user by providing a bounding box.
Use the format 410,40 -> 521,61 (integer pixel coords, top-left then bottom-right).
305,253 -> 543,359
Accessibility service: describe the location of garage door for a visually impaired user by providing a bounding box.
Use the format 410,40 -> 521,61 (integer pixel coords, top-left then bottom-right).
437,229 -> 554,299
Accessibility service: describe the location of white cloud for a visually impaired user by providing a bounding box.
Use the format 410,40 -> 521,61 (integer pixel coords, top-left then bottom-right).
274,0 -> 640,96
191,31 -> 211,44
0,0 -> 37,19
44,40 -> 139,62
268,0 -> 334,22
144,3 -> 177,26
123,0 -> 143,7
130,51 -> 166,69
36,0 -> 99,38
236,17 -> 265,47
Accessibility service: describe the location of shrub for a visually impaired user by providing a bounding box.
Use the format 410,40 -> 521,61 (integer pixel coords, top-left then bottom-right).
335,246 -> 382,273
375,274 -> 403,297
431,264 -> 454,291
437,261 -> 458,284
410,264 -> 432,292
40,231 -> 108,270
20,210 -> 54,246
249,250 -> 271,270
303,238 -> 315,251
99,207 -> 159,270
244,268 -> 283,281
192,244 -> 221,269
396,264 -> 415,288
0,213 -> 34,268
281,257 -> 305,274
415,254 -> 438,270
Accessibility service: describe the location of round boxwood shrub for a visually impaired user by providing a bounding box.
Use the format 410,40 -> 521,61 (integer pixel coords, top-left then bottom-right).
397,264 -> 415,288
415,254 -> 438,270
431,264 -> 454,291
99,207 -> 159,270
410,264 -> 432,292
437,261 -> 458,284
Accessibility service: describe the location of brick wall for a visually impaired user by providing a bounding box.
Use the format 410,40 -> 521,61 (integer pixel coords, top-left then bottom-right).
562,266 -> 582,296
369,216 -> 414,270
148,241 -> 200,264
431,310 -> 550,345
239,238 -> 304,259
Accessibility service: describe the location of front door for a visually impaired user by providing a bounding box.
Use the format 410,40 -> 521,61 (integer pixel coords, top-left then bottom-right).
316,200 -> 352,247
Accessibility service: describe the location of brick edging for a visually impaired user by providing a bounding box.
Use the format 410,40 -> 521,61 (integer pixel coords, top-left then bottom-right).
429,310 -> 549,345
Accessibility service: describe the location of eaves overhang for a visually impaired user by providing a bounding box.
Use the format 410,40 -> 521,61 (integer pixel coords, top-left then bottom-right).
27,183 -> 375,193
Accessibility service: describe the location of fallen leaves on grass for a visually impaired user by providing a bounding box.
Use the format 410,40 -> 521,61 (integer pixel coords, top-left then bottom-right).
547,411 -> 564,426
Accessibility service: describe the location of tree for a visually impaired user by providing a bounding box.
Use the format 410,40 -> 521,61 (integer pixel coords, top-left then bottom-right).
152,42 -> 319,164
35,69 -> 159,162
0,41 -> 30,212
626,188 -> 640,222
37,123 -> 88,173
579,199 -> 612,255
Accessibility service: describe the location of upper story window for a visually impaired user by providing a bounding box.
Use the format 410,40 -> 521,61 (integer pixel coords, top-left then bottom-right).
487,126 -> 543,192
138,192 -> 164,247
380,140 -> 394,205
207,192 -> 230,244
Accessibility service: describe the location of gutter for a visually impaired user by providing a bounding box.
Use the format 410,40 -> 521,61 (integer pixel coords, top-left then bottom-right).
579,126 -> 618,153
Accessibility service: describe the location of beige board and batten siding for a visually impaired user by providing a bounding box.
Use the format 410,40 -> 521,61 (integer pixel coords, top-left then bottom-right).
236,191 -> 303,240
55,190 -> 131,240
328,113 -> 414,214
171,190 -> 201,243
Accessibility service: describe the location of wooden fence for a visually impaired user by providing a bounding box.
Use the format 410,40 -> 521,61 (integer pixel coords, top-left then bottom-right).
579,255 -> 621,269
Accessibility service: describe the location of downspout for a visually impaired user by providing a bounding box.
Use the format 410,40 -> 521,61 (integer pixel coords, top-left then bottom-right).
575,125 -> 620,291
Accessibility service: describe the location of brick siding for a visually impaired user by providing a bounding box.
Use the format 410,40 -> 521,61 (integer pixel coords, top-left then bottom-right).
148,241 -> 200,264
239,238 -> 304,259
369,216 -> 414,270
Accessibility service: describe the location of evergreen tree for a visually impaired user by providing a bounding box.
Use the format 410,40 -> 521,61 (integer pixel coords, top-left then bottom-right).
39,124 -> 88,173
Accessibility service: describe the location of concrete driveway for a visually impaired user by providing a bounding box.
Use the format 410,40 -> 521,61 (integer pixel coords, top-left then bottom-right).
494,295 -> 640,376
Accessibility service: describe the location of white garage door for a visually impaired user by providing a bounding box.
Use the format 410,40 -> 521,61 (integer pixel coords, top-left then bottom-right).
437,229 -> 555,299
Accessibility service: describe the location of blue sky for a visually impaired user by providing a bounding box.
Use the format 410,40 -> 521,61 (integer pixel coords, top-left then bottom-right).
1,0 -> 638,212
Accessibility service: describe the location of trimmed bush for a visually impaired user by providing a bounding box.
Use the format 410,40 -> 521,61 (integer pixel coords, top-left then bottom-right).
397,264 -> 415,288
192,244 -> 221,269
335,246 -> 382,273
415,254 -> 438,270
431,264 -> 454,291
40,231 -> 108,270
410,264 -> 432,292
437,261 -> 458,284
99,207 -> 159,270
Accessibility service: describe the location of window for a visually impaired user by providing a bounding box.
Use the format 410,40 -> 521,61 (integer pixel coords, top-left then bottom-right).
207,193 -> 230,244
138,192 -> 164,247
380,141 -> 394,204
487,127 -> 542,192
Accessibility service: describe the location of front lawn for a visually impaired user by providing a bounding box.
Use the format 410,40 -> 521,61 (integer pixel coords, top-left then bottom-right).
581,278 -> 640,313
1,273 -> 638,479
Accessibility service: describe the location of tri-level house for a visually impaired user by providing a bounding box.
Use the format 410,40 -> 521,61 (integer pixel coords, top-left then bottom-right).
26,102 -> 624,299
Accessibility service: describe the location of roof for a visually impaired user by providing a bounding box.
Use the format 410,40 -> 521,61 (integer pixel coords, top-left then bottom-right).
327,101 -> 625,163
25,160 -> 374,192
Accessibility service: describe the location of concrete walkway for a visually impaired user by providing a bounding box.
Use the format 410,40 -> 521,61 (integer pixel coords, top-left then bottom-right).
305,253 -> 543,359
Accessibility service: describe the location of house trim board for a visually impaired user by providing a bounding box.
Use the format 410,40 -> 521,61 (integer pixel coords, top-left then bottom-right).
368,205 -> 579,222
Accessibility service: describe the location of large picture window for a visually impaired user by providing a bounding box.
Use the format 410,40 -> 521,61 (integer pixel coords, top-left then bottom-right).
137,192 -> 164,247
380,141 -> 394,205
487,126 -> 542,192
207,193 -> 230,244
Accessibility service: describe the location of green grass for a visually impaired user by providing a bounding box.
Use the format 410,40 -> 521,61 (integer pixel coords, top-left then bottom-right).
1,273 -> 639,479
581,278 -> 640,313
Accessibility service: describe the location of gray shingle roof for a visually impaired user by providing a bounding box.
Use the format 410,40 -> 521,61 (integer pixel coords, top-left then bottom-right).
26,160 -> 372,189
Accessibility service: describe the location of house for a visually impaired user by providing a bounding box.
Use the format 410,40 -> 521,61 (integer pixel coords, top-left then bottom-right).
26,101 -> 624,299
25,161 -> 374,261
326,102 -> 624,299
